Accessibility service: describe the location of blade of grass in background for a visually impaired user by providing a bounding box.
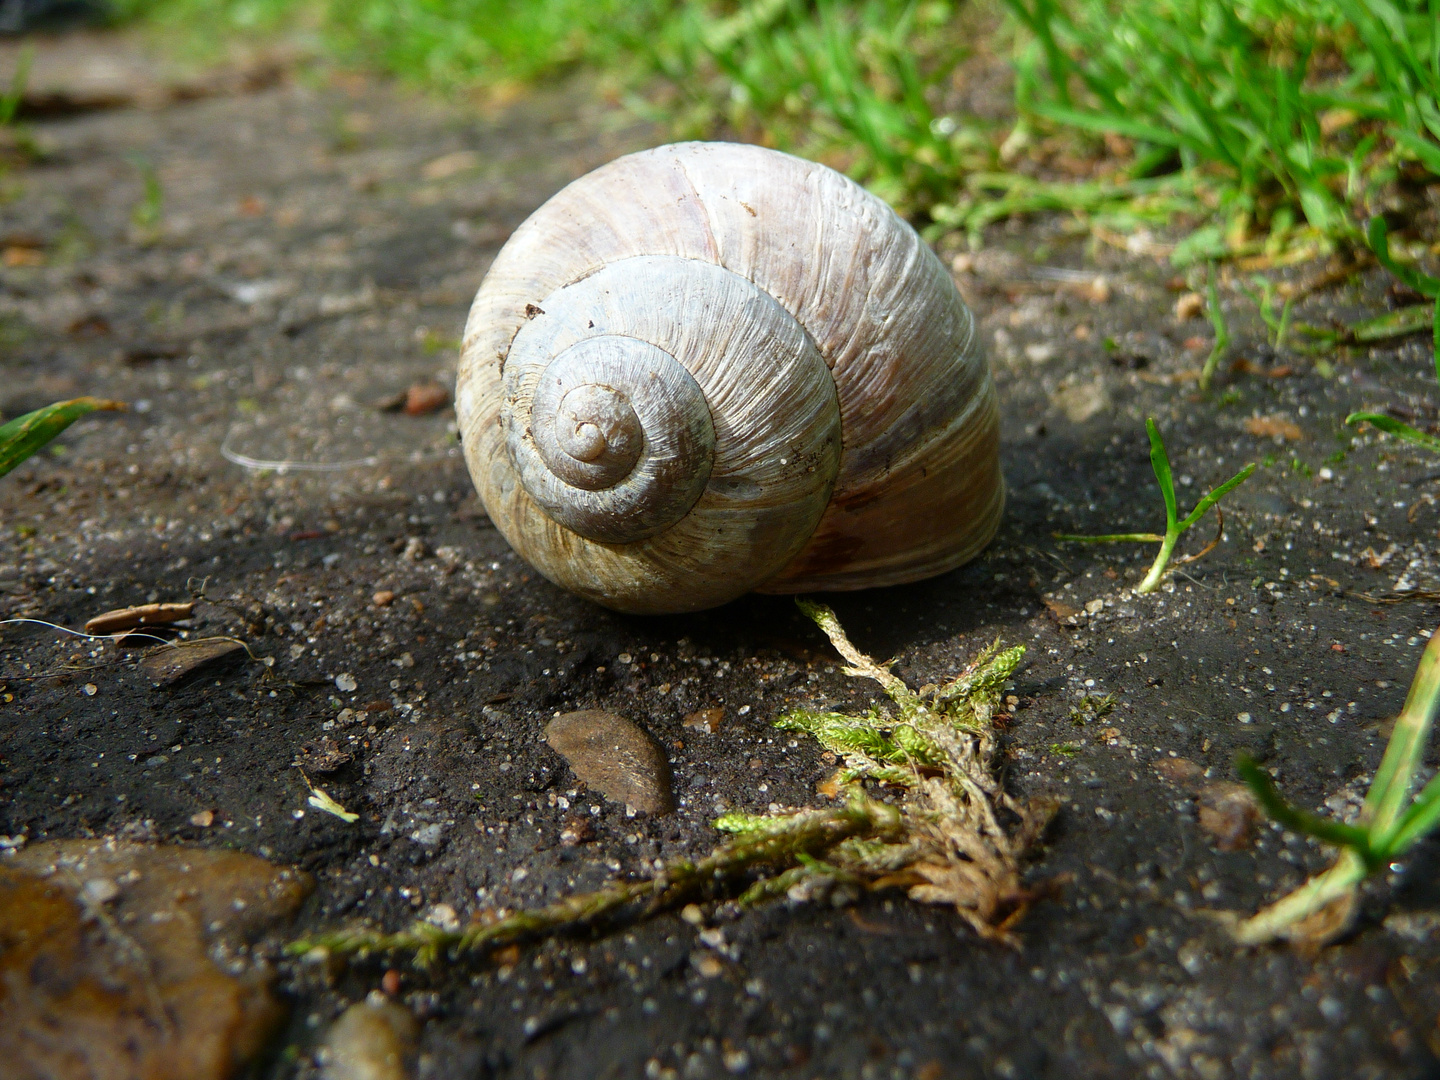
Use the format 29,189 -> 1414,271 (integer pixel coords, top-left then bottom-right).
0,397 -> 126,479
1000,0 -> 1440,255
109,0 -> 1440,255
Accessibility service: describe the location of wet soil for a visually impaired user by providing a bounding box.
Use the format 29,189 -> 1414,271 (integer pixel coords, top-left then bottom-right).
3,31 -> 1440,1080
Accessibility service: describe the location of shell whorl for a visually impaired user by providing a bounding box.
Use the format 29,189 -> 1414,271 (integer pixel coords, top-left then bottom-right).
457,142 -> 1003,614
508,334 -> 716,544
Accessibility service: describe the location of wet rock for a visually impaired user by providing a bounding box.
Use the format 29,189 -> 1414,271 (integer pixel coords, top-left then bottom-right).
544,710 -> 675,815
0,839 -> 312,1080
140,638 -> 246,685
319,993 -> 418,1080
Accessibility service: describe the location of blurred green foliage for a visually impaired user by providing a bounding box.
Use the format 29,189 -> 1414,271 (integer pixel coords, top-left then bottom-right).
114,0 -> 1440,254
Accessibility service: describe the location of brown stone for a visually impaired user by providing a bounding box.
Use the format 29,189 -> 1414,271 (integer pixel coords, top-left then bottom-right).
1197,781 -> 1260,850
319,994 -> 417,1080
682,708 -> 724,734
1153,757 -> 1205,789
0,840 -> 312,1080
544,710 -> 675,815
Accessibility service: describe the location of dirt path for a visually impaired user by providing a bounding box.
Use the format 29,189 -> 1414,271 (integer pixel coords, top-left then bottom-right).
2,31 -> 1438,1080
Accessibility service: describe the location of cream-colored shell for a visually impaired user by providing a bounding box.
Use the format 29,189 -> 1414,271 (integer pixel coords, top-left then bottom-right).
456,142 -> 1002,614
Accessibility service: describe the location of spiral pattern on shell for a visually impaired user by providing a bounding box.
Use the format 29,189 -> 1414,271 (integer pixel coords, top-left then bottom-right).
457,142 -> 1002,614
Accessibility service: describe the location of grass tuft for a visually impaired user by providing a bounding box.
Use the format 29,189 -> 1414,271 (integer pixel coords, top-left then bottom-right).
1055,418 -> 1255,593
1345,217 -> 1440,451
113,1 -> 1440,252
1235,626 -> 1440,946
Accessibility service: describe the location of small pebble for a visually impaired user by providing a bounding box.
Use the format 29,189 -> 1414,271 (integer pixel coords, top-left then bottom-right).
190,809 -> 216,828
402,382 -> 449,416
372,590 -> 395,607
335,673 -> 358,693
682,708 -> 724,734
1175,292 -> 1204,320
544,710 -> 675,815
319,994 -> 417,1080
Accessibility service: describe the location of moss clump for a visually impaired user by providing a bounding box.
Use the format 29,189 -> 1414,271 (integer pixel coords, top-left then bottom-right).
289,600 -> 1054,966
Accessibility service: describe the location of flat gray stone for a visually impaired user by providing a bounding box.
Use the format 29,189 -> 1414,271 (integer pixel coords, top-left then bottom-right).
544,710 -> 675,815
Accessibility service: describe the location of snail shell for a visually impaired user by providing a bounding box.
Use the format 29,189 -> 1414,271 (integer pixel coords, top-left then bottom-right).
456,142 -> 1002,614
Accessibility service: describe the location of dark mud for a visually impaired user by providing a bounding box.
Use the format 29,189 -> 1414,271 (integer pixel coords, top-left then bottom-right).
2,33 -> 1439,1080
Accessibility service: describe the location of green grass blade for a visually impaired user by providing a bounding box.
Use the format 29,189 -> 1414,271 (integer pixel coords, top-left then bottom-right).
1365,628 -> 1440,849
0,397 -> 126,479
1345,304 -> 1434,343
1368,217 -> 1440,299
1053,531 -> 1164,544
1145,418 -> 1178,535
1199,265 -> 1229,391
1345,412 -> 1440,453
1385,773 -> 1440,857
1177,463 -> 1256,533
1236,754 -> 1376,860
0,43 -> 32,128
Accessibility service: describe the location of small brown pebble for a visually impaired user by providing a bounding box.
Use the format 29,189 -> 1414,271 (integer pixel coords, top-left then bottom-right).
682,707 -> 724,734
320,995 -> 417,1080
492,944 -> 521,968
364,699 -> 392,713
402,382 -> 449,416
1197,781 -> 1260,850
1244,415 -> 1304,442
559,814 -> 595,847
1175,292 -> 1205,320
381,969 -> 401,997
692,953 -> 724,978
1153,757 -> 1205,789
1043,598 -> 1080,622
189,810 -> 215,828
372,590 -> 395,607
544,710 -> 674,815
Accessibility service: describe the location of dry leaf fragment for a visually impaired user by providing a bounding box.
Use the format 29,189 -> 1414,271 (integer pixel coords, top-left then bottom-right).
86,601 -> 194,635
140,638 -> 245,685
307,787 -> 359,823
